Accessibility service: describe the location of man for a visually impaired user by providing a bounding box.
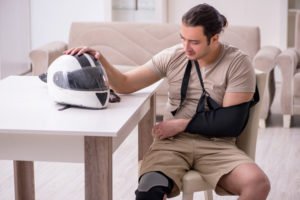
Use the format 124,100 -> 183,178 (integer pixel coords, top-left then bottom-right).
65,3 -> 270,200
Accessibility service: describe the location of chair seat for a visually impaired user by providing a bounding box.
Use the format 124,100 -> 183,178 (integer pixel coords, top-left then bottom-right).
182,170 -> 213,193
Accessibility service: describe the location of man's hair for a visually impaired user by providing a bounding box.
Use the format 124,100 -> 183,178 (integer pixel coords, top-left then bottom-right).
182,3 -> 228,44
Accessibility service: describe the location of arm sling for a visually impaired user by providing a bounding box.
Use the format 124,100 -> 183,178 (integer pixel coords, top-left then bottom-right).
171,60 -> 260,138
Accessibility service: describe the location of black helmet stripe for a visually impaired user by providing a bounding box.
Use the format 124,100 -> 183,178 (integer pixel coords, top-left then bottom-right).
83,53 -> 98,67
75,54 -> 97,68
95,93 -> 108,106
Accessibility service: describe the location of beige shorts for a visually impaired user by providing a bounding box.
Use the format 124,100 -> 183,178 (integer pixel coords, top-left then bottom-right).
139,132 -> 253,198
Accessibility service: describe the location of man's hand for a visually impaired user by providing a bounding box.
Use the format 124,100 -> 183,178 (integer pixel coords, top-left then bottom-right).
64,46 -> 102,60
152,119 -> 190,140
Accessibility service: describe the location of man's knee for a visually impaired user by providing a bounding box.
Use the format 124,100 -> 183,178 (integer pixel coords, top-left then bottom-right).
135,172 -> 173,200
242,169 -> 271,199
255,173 -> 271,196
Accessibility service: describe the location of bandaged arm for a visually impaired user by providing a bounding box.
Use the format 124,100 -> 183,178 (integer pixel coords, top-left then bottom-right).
184,101 -> 252,138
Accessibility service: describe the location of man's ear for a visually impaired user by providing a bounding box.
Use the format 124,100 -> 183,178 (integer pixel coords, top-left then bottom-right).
211,34 -> 219,43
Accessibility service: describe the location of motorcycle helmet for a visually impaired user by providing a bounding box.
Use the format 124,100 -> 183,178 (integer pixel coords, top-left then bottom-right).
47,53 -> 110,109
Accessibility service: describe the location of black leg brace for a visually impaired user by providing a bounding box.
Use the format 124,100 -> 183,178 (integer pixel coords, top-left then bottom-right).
135,172 -> 173,200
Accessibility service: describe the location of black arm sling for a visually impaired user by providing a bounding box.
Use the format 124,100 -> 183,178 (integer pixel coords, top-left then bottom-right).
172,60 -> 260,138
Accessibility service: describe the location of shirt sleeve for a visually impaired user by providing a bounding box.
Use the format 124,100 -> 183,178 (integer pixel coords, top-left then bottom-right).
226,55 -> 256,93
143,44 -> 183,78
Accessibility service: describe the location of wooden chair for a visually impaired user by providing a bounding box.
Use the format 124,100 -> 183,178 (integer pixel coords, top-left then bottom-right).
181,70 -> 267,200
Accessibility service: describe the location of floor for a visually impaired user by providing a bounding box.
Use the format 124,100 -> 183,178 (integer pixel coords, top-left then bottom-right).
0,82 -> 299,200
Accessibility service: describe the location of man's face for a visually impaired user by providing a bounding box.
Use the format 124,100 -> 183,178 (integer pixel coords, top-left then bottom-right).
180,23 -> 211,60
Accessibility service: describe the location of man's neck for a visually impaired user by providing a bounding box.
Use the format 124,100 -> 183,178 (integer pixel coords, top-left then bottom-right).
198,43 -> 221,67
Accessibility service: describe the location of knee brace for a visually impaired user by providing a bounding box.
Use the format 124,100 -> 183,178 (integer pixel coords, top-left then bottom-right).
135,172 -> 173,200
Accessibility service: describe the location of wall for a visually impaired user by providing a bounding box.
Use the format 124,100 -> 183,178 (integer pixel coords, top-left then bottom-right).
167,0 -> 288,49
30,0 -> 107,49
0,0 -> 31,79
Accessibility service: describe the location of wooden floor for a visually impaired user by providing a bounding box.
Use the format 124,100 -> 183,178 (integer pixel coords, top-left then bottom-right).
1,83 -> 300,200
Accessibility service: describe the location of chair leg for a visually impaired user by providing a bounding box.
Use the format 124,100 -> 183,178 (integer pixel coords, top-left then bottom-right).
204,190 -> 213,200
283,115 -> 291,128
182,192 -> 194,200
259,119 -> 266,128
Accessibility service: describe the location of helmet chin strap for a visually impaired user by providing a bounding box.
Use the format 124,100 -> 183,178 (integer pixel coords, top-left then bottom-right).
58,105 -> 72,111
38,73 -> 47,83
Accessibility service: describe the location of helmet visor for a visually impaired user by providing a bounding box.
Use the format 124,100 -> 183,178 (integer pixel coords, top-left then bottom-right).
53,67 -> 109,91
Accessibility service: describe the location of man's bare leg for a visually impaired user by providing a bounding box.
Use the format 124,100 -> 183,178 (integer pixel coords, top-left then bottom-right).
218,163 -> 270,200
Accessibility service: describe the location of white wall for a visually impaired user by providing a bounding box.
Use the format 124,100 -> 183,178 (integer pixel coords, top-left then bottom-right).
0,0 -> 31,78
167,0 -> 288,49
30,0 -> 108,49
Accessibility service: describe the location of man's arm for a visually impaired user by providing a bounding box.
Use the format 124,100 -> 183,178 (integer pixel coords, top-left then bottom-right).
152,118 -> 189,140
154,91 -> 254,140
222,92 -> 254,107
97,53 -> 161,94
65,47 -> 161,94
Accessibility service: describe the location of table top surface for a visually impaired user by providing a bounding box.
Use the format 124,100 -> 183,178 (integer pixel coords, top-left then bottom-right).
0,76 -> 161,137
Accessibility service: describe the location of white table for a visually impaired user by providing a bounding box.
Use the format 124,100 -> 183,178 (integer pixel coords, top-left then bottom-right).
0,76 -> 160,200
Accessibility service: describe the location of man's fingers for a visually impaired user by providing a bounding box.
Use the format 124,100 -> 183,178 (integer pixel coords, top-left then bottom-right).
94,51 -> 101,60
77,46 -> 89,55
152,126 -> 160,135
64,47 -> 101,60
64,46 -> 87,55
64,48 -> 75,55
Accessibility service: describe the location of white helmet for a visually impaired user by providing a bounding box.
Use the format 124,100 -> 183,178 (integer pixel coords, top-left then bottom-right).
47,53 -> 110,109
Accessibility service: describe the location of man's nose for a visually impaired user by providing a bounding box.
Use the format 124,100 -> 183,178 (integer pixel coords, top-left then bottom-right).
183,41 -> 191,51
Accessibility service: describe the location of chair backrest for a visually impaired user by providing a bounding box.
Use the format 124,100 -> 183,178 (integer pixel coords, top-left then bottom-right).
236,71 -> 266,160
220,26 -> 260,60
68,22 -> 180,65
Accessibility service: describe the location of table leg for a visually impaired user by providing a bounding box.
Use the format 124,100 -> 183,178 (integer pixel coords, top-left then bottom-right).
84,136 -> 112,200
13,161 -> 35,200
138,94 -> 156,160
